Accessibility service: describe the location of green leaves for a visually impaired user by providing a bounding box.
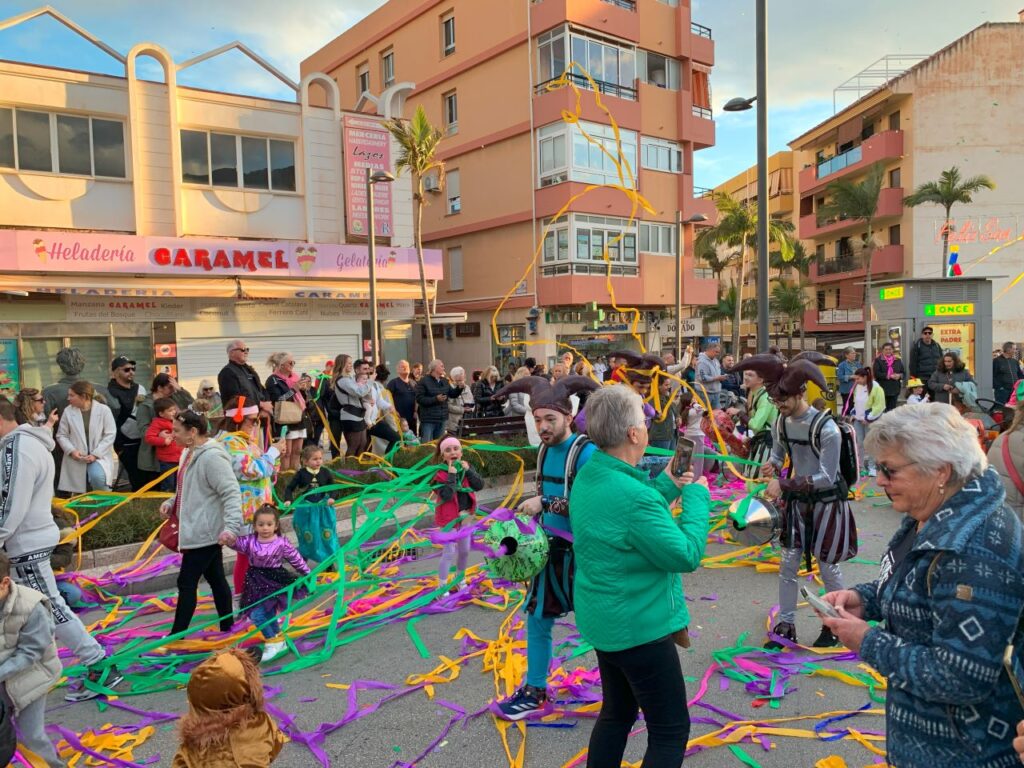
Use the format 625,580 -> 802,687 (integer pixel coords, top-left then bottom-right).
904,165 -> 995,209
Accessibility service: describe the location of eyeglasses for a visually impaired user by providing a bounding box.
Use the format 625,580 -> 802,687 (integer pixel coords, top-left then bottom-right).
231,347 -> 250,353
876,461 -> 917,480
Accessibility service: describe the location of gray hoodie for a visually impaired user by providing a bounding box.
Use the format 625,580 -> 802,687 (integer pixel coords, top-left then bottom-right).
696,352 -> 722,395
0,425 -> 61,559
164,439 -> 244,550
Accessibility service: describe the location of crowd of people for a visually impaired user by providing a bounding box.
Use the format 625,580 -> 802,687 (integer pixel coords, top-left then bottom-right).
3,336 -> 1024,767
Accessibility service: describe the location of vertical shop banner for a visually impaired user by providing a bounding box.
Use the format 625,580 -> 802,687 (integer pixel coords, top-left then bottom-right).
343,115 -> 393,238
0,339 -> 19,395
934,323 -> 975,375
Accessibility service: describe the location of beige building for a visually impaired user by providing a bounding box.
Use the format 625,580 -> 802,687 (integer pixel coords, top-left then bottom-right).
790,17 -> 1024,351
0,8 -> 439,396
303,0 -> 718,370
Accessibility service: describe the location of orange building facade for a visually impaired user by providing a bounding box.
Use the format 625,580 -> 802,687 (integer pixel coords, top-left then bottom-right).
303,0 -> 716,370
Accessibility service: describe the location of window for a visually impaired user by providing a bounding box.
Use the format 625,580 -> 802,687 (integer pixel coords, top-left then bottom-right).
541,214 -> 637,275
448,247 -> 463,290
639,222 -> 675,255
576,214 -> 637,263
638,50 -> 680,89
381,49 -> 395,87
446,169 -> 461,214
888,111 -> 900,131
889,224 -> 901,245
542,218 -> 571,263
569,33 -> 636,98
441,15 -> 456,56
815,243 -> 825,260
640,137 -> 682,173
180,130 -> 295,191
536,120 -> 636,188
816,290 -> 826,311
538,123 -> 568,186
443,91 -> 458,134
889,167 -> 901,188
537,28 -> 567,83
0,107 -> 126,177
357,63 -> 370,94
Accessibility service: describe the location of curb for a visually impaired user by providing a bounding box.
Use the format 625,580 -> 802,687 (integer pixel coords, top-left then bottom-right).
74,473 -> 530,597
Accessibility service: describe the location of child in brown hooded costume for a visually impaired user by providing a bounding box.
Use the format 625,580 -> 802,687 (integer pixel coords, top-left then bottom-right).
172,648 -> 285,767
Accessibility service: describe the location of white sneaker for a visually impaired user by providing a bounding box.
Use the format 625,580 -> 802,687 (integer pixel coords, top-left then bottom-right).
261,641 -> 287,663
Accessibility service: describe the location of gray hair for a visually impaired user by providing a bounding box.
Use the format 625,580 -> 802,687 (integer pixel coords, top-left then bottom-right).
56,347 -> 85,376
864,402 -> 987,485
449,366 -> 465,378
267,351 -> 290,370
226,339 -> 245,354
843,346 -> 856,356
585,384 -> 646,449
428,359 -> 444,374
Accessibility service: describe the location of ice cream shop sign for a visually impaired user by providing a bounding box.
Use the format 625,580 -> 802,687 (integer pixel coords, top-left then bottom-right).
0,231 -> 441,280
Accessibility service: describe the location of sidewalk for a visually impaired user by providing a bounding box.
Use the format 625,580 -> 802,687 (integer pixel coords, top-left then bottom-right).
74,473 -> 529,596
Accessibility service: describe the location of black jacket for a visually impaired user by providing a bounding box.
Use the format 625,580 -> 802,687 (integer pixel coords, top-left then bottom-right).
472,380 -> 504,417
218,361 -> 267,407
415,376 -> 464,425
873,355 -> 906,398
386,377 -> 418,424
106,379 -> 141,448
993,355 -> 1022,393
909,338 -> 943,380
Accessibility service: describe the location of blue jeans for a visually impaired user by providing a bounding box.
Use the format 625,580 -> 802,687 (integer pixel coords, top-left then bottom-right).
86,461 -> 109,491
704,391 -> 721,410
250,601 -> 281,640
158,461 -> 177,492
420,421 -> 446,442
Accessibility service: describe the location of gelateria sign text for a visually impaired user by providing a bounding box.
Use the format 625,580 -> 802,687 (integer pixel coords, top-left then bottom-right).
0,231 -> 441,280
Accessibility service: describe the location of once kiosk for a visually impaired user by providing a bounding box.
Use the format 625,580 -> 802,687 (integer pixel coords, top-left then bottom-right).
868,277 -> 993,399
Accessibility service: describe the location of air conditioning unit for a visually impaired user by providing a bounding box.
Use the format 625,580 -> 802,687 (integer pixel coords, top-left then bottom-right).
424,175 -> 441,193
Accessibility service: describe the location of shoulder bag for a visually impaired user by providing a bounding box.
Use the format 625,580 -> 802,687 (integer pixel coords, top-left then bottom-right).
271,376 -> 304,426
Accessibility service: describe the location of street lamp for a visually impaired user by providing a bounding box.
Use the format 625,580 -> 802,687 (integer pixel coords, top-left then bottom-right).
675,212 -> 709,359
366,168 -> 395,366
721,0 -> 769,354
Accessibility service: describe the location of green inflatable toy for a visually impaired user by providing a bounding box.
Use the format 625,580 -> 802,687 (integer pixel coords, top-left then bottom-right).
482,515 -> 550,582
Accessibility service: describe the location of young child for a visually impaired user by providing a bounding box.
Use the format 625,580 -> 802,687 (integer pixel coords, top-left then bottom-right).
400,418 -> 420,446
680,389 -> 708,480
284,446 -> 340,564
432,437 -> 484,593
0,551 -> 63,767
145,397 -> 182,491
906,377 -> 929,404
172,647 -> 285,768
222,506 -> 310,664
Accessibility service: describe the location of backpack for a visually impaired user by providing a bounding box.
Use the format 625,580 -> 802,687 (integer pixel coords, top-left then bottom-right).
777,410 -> 860,491
535,434 -> 592,498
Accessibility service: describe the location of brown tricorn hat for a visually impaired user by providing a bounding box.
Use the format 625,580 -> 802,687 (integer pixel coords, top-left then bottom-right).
731,354 -> 826,399
495,375 -> 599,415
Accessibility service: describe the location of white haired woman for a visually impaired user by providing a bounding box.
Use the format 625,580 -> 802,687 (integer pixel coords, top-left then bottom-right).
568,385 -> 711,768
473,366 -> 504,417
265,352 -> 305,472
446,366 -> 475,434
820,403 -> 1024,768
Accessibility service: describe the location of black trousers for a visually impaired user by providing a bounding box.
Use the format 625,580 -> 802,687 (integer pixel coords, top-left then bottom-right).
368,419 -> 401,454
171,544 -> 234,635
116,442 -> 150,491
588,635 -> 690,768
884,393 -> 899,412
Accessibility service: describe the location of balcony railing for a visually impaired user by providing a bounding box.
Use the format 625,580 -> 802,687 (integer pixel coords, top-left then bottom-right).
692,105 -> 712,119
535,73 -> 638,101
816,145 -> 862,180
541,263 -> 639,277
691,21 -> 712,38
693,268 -> 716,280
601,0 -> 637,9
694,185 -> 714,198
817,308 -> 864,324
817,254 -> 858,275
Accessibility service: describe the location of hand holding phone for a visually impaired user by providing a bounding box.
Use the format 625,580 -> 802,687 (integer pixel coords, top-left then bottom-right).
671,437 -> 697,477
800,585 -> 840,618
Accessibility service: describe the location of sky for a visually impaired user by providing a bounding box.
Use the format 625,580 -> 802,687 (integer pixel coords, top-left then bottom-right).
0,0 -> 1020,188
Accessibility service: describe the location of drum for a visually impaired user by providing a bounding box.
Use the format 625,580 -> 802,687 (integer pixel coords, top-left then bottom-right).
482,514 -> 550,582
729,496 -> 782,547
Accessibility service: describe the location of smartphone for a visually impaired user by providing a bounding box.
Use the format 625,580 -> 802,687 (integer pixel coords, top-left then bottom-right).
280,426 -> 289,440
800,585 -> 840,618
671,437 -> 697,477
1004,645 -> 1024,709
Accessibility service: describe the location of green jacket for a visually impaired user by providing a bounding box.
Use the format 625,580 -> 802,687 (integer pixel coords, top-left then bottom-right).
747,386 -> 778,434
568,450 -> 711,652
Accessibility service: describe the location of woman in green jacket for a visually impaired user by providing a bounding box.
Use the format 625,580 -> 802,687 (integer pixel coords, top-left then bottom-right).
568,384 -> 710,768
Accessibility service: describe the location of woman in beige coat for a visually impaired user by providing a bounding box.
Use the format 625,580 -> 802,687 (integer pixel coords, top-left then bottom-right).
56,380 -> 116,493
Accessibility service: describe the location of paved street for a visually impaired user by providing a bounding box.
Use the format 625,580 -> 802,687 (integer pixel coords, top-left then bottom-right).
48,486 -> 900,768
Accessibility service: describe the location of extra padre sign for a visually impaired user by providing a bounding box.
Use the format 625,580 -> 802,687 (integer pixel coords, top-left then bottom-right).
0,231 -> 441,281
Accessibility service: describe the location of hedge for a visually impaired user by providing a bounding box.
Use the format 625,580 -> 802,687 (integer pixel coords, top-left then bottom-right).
77,440 -> 537,552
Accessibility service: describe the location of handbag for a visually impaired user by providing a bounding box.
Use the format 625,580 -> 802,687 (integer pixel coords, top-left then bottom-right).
273,399 -> 304,426
158,511 -> 180,552
1002,436 -> 1024,497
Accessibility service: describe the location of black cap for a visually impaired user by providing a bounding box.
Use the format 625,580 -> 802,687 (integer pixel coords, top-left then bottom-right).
111,355 -> 136,370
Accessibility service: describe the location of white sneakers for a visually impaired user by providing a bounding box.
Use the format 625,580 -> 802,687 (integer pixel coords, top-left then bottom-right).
261,641 -> 287,663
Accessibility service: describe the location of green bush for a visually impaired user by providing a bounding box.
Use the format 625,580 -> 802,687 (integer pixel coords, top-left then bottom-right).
80,497 -> 163,551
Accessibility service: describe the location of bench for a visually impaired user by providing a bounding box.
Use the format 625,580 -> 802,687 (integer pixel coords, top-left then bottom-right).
459,414 -> 528,440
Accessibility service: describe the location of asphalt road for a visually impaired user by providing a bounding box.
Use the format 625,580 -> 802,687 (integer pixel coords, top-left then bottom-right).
47,487 -> 900,768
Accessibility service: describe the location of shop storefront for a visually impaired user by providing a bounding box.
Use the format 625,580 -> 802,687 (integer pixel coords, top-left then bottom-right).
0,230 -> 439,394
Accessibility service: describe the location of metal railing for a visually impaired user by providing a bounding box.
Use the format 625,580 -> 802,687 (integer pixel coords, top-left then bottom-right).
816,254 -> 858,275
601,0 -> 637,9
694,186 -> 714,198
816,144 -> 862,179
692,105 -> 712,119
693,268 -> 716,280
535,72 -> 638,101
691,22 -> 712,38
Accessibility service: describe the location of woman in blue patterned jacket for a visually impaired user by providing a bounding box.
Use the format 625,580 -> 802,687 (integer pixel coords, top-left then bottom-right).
820,402 -> 1024,768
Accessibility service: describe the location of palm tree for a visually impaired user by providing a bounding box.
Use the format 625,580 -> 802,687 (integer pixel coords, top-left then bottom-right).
384,105 -> 446,360
770,241 -> 813,282
702,282 -> 756,348
696,192 -> 794,355
816,162 -> 884,332
904,166 -> 995,278
770,280 -> 810,355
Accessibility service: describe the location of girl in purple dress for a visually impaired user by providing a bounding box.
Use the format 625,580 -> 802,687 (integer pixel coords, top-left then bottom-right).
223,505 -> 310,663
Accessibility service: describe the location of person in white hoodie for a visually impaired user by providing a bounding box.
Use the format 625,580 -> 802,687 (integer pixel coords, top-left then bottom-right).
0,401 -> 122,702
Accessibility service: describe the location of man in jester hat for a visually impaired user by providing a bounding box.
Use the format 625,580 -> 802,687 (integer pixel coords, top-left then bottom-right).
493,375 -> 599,720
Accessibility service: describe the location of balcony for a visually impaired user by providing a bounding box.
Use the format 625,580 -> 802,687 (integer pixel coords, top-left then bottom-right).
798,130 -> 904,196
535,72 -> 637,101
690,21 -> 714,66
803,307 -> 865,334
809,244 -> 905,284
684,97 -> 715,149
799,186 -> 904,239
531,0 -> 640,42
601,0 -> 636,9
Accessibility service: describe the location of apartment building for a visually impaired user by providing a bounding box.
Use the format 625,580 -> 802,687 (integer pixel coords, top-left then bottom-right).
0,8 -> 439,396
303,0 -> 717,369
790,18 -> 1024,349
